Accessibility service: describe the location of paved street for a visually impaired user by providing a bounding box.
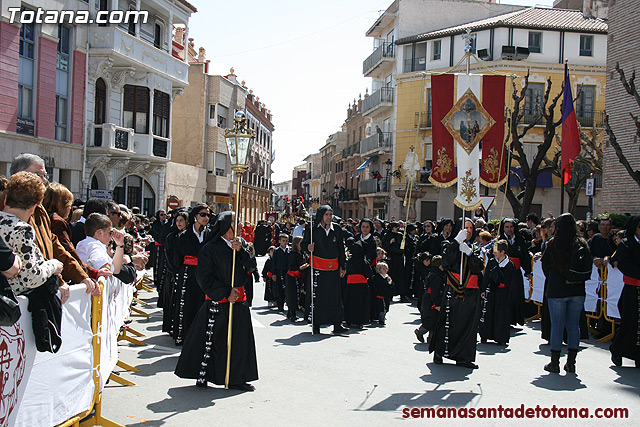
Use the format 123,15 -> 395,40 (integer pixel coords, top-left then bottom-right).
102,255 -> 639,426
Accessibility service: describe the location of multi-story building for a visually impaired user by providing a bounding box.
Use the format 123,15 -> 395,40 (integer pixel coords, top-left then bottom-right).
601,0 -> 640,213
84,0 -> 196,216
319,131 -> 346,207
273,180 -> 291,211
291,164 -> 307,210
361,0 -> 528,220
302,152 -> 321,211
0,0 -> 95,194
338,97 -> 366,219
244,91 -> 274,224
391,6 -> 607,220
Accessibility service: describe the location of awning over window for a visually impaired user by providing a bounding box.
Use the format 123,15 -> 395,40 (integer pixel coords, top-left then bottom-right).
356,155 -> 378,172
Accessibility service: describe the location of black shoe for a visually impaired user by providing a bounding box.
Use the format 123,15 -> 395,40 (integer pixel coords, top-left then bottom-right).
414,328 -> 425,343
312,326 -> 320,334
229,383 -> 255,392
195,380 -> 207,388
497,342 -> 508,347
433,354 -> 443,364
400,296 -> 411,303
333,324 -> 349,334
480,338 -> 487,344
456,361 -> 478,369
288,316 -> 298,322
611,353 -> 622,367
635,360 -> 640,369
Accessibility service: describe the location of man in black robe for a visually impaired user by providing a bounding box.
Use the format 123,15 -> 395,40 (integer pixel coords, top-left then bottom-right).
303,205 -> 347,334
429,218 -> 484,369
254,220 -> 270,256
175,211 -> 258,391
382,222 -> 405,301
499,218 -> 530,325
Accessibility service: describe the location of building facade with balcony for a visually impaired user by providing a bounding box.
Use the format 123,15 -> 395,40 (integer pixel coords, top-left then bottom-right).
0,0 -> 93,195
301,152 -> 321,211
319,131 -> 346,208
393,7 -> 607,221
243,91 -> 274,225
338,98 -> 367,219
273,180 -> 291,212
85,0 -> 196,216
362,0 -> 525,220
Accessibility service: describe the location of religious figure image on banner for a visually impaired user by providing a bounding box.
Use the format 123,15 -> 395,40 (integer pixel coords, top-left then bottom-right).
430,73 -> 507,209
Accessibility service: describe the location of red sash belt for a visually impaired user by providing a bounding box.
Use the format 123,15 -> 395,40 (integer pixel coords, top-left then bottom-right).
155,242 -> 163,246
205,286 -> 247,303
452,273 -> 479,289
267,272 -> 273,279
312,256 -> 339,271
347,274 -> 368,284
184,255 -> 198,266
623,275 -> 640,287
370,259 -> 378,267
287,270 -> 303,279
511,257 -> 521,270
498,283 -> 509,288
376,295 -> 385,299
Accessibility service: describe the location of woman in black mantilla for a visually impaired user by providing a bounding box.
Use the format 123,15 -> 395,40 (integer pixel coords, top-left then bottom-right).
175,211 -> 258,391
162,210 -> 188,335
302,205 -> 347,334
429,218 -> 484,369
426,218 -> 454,256
610,215 -> 640,368
171,203 -> 212,345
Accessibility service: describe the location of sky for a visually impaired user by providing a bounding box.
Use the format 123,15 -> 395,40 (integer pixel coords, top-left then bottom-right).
187,0 -> 554,184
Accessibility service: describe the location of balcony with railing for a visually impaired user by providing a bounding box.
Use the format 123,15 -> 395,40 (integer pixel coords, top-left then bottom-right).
415,112 -> 432,129
363,42 -> 395,77
133,134 -> 172,160
576,110 -> 605,128
360,132 -> 392,156
358,177 -> 390,195
342,142 -> 361,159
90,123 -> 135,153
521,113 -> 547,126
362,87 -> 393,116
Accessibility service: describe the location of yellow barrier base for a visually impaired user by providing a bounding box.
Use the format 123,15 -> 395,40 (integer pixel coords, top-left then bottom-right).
116,359 -> 140,372
133,297 -> 148,306
118,328 -> 146,346
79,400 -> 125,427
596,322 -> 617,343
130,306 -> 150,320
525,302 -> 542,322
108,372 -> 137,387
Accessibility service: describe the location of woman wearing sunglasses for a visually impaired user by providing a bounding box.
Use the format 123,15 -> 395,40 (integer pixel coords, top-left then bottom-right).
172,203 -> 212,345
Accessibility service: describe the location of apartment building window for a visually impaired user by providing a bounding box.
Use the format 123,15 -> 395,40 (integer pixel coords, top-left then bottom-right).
215,152 -> 227,176
433,40 -> 441,60
528,31 -> 542,53
154,23 -> 162,49
576,85 -> 595,126
55,24 -> 70,141
98,0 -> 108,27
18,10 -> 35,135
123,85 -> 149,133
523,83 -> 545,122
415,42 -> 426,71
95,78 -> 106,124
128,9 -> 136,35
153,90 -> 170,137
217,104 -> 228,128
579,35 -> 593,56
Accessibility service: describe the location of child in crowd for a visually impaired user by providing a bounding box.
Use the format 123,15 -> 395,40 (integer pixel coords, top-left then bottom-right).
76,213 -> 125,274
370,262 -> 394,325
415,255 -> 445,344
262,246 -> 276,307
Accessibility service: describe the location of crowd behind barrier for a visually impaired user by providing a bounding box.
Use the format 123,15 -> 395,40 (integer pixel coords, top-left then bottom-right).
1,272 -> 143,427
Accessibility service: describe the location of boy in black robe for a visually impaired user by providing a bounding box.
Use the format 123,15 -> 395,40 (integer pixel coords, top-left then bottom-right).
415,255 -> 444,343
272,233 -> 289,313
479,240 -> 521,346
175,211 -> 258,391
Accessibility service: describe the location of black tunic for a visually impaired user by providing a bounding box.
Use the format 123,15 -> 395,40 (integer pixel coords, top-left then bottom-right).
302,222 -> 346,326
502,233 -> 531,325
172,226 -> 210,345
370,273 -> 393,318
285,251 -> 308,317
429,241 -> 483,363
254,224 -> 271,256
162,228 -> 181,334
262,256 -> 276,303
420,268 -> 446,332
272,246 -> 289,310
382,231 -> 404,296
344,238 -> 373,325
479,258 -> 521,344
610,227 -> 640,363
175,237 -> 258,386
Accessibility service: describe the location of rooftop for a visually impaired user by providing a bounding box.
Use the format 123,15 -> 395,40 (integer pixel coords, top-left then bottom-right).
396,7 -> 607,45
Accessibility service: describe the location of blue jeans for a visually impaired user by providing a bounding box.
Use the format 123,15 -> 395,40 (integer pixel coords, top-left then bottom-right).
548,295 -> 585,351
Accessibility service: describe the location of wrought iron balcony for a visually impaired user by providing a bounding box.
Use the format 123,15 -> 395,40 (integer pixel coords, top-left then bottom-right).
363,42 -> 395,77
415,112 -> 432,129
358,178 -> 390,195
576,110 -> 605,128
360,132 -> 392,156
91,123 -> 135,152
362,87 -> 393,115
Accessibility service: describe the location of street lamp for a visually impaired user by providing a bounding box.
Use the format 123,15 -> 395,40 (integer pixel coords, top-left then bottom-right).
223,110 -> 255,389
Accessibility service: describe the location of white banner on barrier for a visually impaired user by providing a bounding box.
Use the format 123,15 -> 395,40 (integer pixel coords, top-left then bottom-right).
10,285 -> 94,427
606,265 -> 625,320
584,265 -> 601,313
531,260 -> 545,304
